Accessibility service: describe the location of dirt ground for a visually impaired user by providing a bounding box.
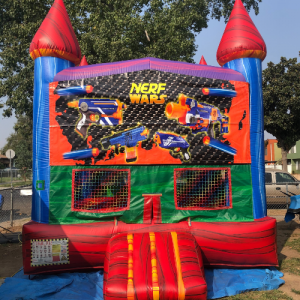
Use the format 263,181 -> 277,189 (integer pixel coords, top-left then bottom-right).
0,225 -> 24,278
0,217 -> 300,299
276,218 -> 300,300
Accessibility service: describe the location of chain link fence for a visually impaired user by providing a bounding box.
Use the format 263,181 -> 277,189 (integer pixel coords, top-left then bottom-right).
266,181 -> 300,218
0,186 -> 32,229
0,181 -> 297,229
266,182 -> 300,209
0,169 -> 32,185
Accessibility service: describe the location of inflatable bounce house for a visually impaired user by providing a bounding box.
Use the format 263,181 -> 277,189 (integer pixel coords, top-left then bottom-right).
22,0 -> 278,298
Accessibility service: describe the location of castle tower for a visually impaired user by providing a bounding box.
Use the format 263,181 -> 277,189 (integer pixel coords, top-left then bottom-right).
30,0 -> 81,223
217,0 -> 267,219
199,55 -> 207,65
79,55 -> 89,66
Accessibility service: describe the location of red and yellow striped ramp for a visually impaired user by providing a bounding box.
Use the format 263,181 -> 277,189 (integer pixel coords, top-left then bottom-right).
104,232 -> 207,300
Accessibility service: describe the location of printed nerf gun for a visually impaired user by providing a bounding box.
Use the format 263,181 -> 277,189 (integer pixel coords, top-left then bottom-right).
165,94 -> 229,136
239,110 -> 246,130
101,126 -> 148,163
63,148 -> 99,160
154,132 -> 190,161
203,136 -> 237,156
67,98 -> 126,138
202,87 -> 237,98
56,85 -> 94,96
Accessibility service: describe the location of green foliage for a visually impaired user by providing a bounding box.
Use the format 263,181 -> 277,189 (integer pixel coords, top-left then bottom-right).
208,0 -> 262,22
1,116 -> 32,172
19,167 -> 31,182
0,161 -> 6,169
263,57 -> 300,152
0,0 -> 262,118
0,0 -> 53,118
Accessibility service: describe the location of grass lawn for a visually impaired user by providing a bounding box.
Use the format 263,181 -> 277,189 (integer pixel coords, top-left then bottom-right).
223,290 -> 292,300
285,238 -> 300,253
0,177 -> 26,183
291,288 -> 300,295
279,258 -> 300,276
0,181 -> 32,188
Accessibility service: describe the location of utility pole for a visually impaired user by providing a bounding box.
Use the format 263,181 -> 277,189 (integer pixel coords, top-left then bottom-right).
6,149 -> 15,227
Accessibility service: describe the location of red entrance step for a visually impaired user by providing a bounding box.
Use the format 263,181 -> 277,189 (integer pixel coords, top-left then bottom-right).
104,232 -> 207,300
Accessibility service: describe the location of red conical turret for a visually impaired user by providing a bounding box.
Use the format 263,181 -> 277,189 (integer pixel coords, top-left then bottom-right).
216,0 -> 266,66
30,0 -> 81,65
79,55 -> 89,66
199,56 -> 207,65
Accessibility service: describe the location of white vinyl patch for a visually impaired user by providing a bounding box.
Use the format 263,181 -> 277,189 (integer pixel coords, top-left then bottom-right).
31,238 -> 69,266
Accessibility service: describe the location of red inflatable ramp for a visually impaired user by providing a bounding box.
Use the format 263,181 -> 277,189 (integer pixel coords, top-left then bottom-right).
104,232 -> 207,300
22,218 -> 278,275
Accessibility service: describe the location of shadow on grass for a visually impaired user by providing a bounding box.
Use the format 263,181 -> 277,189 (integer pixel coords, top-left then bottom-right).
276,220 -> 300,264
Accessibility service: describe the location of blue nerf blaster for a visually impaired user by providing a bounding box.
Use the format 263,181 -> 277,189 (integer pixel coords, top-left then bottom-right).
68,98 -> 126,138
203,136 -> 237,156
56,85 -> 94,96
154,132 -> 190,161
202,88 -> 237,98
63,148 -> 99,160
101,126 -> 148,163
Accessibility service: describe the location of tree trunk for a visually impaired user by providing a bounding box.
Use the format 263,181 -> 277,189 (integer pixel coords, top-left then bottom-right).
281,148 -> 288,172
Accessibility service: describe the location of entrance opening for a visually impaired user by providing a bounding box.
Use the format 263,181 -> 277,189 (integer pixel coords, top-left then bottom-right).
142,194 -> 162,224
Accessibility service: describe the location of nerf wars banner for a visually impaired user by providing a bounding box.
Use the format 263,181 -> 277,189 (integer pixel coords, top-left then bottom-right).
49,70 -> 250,165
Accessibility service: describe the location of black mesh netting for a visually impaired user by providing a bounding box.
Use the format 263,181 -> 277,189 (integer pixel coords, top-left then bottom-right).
54,70 -> 235,165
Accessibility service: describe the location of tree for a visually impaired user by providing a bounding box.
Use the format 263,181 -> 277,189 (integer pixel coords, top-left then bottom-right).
1,116 -> 32,179
263,57 -> 300,172
0,0 -> 262,119
16,153 -> 32,182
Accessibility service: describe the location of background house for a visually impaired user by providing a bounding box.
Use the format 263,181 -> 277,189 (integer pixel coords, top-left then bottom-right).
265,139 -> 282,164
264,139 -> 295,173
0,153 -> 9,169
287,141 -> 300,175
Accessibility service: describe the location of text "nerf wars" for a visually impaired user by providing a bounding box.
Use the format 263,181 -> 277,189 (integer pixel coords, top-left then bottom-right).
129,83 -> 167,104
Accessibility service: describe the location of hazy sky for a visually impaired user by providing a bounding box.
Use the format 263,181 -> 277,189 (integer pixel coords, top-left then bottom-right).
1,0 -> 299,149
